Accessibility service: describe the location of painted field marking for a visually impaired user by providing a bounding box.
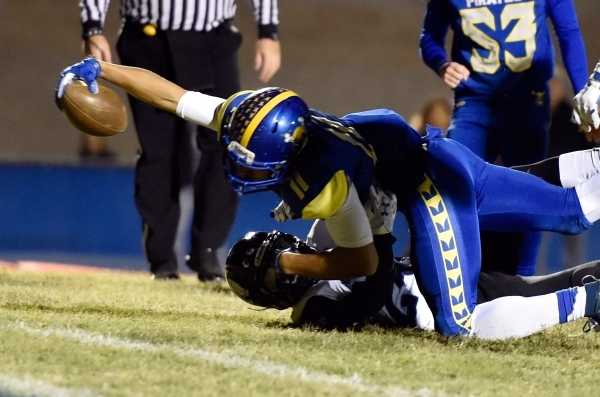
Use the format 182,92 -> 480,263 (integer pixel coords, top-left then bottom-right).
1,321 -> 449,397
0,373 -> 102,397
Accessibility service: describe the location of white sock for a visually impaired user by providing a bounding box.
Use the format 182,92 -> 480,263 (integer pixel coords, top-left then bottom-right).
566,286 -> 587,322
469,287 -> 587,340
575,172 -> 600,222
559,148 -> 600,188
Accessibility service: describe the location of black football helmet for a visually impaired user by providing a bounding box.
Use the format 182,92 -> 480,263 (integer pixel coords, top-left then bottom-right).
225,231 -> 318,310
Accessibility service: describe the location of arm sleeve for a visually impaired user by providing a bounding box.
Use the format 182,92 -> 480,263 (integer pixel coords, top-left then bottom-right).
297,233 -> 397,330
420,0 -> 452,74
324,183 -> 373,248
80,0 -> 110,31
548,0 -> 589,92
175,91 -> 226,131
249,0 -> 280,39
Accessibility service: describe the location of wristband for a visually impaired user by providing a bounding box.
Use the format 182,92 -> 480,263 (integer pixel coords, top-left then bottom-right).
258,24 -> 279,41
82,28 -> 103,40
274,248 -> 290,276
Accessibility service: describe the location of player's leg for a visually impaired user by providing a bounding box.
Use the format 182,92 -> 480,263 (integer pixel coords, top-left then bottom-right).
478,260 -> 600,302
186,27 -> 243,280
446,100 -> 495,160
447,102 -> 530,275
497,96 -> 550,168
406,154 -> 482,336
513,148 -> 600,188
117,26 -> 181,277
405,132 -> 600,336
486,100 -> 551,276
410,136 -> 598,336
473,158 -> 593,233
424,136 -> 593,234
469,282 -> 600,339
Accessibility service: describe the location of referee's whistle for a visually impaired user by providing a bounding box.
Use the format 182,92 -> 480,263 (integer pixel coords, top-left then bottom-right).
143,24 -> 157,37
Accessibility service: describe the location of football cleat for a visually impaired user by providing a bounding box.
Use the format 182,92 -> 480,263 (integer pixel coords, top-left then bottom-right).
582,275 -> 600,333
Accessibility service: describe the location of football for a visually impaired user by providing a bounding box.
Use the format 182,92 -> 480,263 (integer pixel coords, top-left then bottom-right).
60,80 -> 128,137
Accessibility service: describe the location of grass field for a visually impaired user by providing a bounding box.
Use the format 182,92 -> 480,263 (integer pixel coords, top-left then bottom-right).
1,267 -> 600,397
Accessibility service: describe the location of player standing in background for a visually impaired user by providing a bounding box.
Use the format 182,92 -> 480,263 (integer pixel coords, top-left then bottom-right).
419,0 -> 588,277
78,0 -> 281,281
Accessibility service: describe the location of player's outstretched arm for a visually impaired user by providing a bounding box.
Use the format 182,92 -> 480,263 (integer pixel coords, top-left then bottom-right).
98,60 -> 186,114
56,58 -> 225,131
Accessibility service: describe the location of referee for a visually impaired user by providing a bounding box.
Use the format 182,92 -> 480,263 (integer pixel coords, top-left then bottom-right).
78,0 -> 281,280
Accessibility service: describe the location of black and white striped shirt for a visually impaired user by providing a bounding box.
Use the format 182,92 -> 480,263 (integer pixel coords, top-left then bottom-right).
79,0 -> 278,37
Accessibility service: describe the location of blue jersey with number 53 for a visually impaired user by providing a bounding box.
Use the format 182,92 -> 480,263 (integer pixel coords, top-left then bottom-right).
420,0 -> 587,101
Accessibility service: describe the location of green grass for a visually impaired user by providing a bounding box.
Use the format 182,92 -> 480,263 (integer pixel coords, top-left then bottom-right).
1,268 -> 599,397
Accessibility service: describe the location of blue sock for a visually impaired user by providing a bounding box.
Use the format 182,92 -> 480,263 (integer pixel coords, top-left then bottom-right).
556,288 -> 578,324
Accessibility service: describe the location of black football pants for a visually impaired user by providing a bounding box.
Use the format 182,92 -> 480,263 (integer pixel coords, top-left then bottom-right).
117,22 -> 241,275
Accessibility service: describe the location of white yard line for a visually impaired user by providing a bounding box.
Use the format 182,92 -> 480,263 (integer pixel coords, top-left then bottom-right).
1,321 -> 448,397
0,374 -> 101,397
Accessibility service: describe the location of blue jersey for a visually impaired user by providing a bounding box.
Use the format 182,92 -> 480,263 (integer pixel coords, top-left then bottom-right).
268,107 -> 591,336
420,0 -> 588,101
275,109 -> 425,220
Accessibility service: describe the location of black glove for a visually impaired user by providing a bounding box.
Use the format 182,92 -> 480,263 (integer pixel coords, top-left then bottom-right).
298,233 -> 396,331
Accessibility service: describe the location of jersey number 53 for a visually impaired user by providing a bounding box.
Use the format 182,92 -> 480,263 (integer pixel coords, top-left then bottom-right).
460,2 -> 536,74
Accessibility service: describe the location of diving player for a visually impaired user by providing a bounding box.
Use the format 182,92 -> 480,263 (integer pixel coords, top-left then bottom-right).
419,0 -> 589,276
56,58 -> 600,338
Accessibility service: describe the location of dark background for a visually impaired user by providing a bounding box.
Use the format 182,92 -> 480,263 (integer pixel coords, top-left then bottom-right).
2,0 -> 599,163
1,0 -> 599,273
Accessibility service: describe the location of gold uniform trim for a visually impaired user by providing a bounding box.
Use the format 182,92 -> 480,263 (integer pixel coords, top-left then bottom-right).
290,171 -> 309,199
301,170 -> 348,220
216,90 -> 253,139
312,115 -> 377,164
418,174 -> 472,332
240,91 -> 298,147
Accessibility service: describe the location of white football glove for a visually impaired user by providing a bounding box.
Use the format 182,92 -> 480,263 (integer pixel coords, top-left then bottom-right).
572,63 -> 600,133
364,183 -> 397,235
271,200 -> 295,222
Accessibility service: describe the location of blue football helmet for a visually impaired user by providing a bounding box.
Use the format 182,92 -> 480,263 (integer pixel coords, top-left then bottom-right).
220,87 -> 311,194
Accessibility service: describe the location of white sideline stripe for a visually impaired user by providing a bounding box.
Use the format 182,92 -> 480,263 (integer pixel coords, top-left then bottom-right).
0,374 -> 101,397
2,321 -> 449,397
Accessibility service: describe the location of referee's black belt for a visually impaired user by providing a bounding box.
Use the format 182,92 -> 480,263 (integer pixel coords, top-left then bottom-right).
123,17 -> 233,37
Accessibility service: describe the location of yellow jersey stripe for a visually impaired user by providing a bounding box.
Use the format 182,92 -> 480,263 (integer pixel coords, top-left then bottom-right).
301,171 -> 348,220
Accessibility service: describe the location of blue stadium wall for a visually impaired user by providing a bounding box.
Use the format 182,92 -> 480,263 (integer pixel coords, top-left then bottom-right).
0,161 -> 596,274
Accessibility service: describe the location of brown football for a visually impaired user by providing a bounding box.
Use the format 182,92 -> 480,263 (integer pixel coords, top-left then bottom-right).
60,80 -> 128,137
